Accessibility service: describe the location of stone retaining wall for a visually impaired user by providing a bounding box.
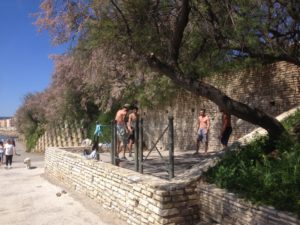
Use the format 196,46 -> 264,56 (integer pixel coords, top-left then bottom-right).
33,122 -> 86,152
45,147 -> 200,225
143,61 -> 300,152
45,147 -> 300,225
35,62 -> 300,153
197,183 -> 300,225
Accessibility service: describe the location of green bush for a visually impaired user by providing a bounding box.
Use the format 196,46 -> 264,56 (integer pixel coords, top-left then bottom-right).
87,108 -> 118,144
25,125 -> 44,152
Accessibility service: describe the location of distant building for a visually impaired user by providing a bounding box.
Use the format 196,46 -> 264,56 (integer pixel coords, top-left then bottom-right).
0,117 -> 14,128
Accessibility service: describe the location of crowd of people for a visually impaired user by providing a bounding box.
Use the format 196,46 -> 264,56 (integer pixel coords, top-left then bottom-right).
0,138 -> 17,169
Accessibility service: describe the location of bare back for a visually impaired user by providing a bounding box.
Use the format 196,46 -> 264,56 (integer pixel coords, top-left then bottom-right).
115,109 -> 127,125
128,112 -> 137,126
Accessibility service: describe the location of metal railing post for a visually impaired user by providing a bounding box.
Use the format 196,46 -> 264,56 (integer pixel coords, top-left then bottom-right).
134,118 -> 139,172
138,118 -> 144,173
168,116 -> 174,179
111,120 -> 115,165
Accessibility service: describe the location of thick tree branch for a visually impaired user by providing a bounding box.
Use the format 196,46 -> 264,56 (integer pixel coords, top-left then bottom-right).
111,0 -> 132,41
203,0 -> 225,48
170,0 -> 190,63
228,45 -> 300,66
146,54 -> 285,139
191,38 -> 207,62
245,49 -> 300,66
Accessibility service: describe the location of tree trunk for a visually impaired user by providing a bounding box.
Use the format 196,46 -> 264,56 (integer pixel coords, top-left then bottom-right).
147,55 -> 286,140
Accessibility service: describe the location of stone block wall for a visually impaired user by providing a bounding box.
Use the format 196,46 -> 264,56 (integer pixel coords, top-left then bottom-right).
142,61 -> 300,152
33,122 -> 86,152
197,182 -> 300,225
45,147 -> 300,225
45,147 -> 200,225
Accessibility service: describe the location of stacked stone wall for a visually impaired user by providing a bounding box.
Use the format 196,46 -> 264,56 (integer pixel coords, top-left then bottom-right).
45,147 -> 200,225
197,183 -> 299,225
143,61 -> 300,152
45,147 -> 300,225
34,62 -> 300,153
34,122 -> 86,152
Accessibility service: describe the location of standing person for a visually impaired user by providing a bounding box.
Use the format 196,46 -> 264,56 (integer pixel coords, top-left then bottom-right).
127,106 -> 139,157
195,109 -> 210,154
0,141 -> 4,165
115,104 -> 130,159
220,108 -> 232,148
4,139 -> 16,169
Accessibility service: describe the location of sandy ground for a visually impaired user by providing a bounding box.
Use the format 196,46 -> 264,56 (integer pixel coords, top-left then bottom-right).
0,141 -> 127,225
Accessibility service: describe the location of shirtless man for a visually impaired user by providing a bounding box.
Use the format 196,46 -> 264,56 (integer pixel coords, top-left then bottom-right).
115,104 -> 130,159
127,106 -> 139,157
220,108 -> 232,147
195,109 -> 210,154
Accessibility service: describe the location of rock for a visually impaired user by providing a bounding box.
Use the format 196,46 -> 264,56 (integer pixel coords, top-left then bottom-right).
56,192 -> 62,197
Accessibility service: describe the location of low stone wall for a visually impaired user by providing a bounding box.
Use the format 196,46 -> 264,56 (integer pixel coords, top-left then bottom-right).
45,147 -> 300,225
45,147 -> 200,225
197,183 -> 300,225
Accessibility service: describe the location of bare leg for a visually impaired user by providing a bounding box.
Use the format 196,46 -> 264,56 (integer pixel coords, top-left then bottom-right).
122,145 -> 126,158
128,140 -> 133,157
120,141 -> 127,159
204,142 -> 208,154
116,140 -> 121,158
194,140 -> 200,154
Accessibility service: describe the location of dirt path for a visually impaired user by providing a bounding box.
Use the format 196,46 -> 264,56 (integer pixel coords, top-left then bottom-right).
0,141 -> 127,225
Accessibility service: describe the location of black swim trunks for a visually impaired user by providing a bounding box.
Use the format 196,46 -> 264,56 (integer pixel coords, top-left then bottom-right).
128,129 -> 135,144
221,127 -> 232,146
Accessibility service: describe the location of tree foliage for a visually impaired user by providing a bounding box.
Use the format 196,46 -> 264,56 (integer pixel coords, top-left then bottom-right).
29,0 -> 300,142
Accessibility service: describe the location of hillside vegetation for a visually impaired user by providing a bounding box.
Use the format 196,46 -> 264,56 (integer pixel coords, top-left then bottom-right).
205,110 -> 300,216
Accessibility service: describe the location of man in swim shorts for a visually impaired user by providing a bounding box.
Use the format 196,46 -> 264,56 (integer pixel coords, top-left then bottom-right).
195,109 -> 210,154
115,104 -> 130,159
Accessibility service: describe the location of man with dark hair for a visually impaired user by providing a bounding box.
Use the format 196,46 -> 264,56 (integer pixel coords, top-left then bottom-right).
195,109 -> 210,154
220,108 -> 232,147
127,106 -> 138,157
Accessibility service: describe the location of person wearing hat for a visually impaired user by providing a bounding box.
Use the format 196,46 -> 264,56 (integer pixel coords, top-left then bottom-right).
115,104 -> 130,159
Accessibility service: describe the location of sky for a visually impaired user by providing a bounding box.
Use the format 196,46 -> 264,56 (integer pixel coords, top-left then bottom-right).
0,0 -> 67,117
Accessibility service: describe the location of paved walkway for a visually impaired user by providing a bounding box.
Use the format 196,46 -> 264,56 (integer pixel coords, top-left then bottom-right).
0,141 -> 127,225
70,146 -> 223,180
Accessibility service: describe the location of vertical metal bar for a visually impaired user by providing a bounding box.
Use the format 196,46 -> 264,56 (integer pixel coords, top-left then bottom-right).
134,118 -> 139,172
138,118 -> 144,174
168,116 -> 174,179
114,121 -> 118,166
111,120 -> 115,165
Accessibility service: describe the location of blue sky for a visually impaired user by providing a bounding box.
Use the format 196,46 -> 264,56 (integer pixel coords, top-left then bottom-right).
0,0 -> 67,117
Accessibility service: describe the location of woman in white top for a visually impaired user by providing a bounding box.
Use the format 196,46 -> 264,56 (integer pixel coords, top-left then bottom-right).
4,139 -> 16,169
